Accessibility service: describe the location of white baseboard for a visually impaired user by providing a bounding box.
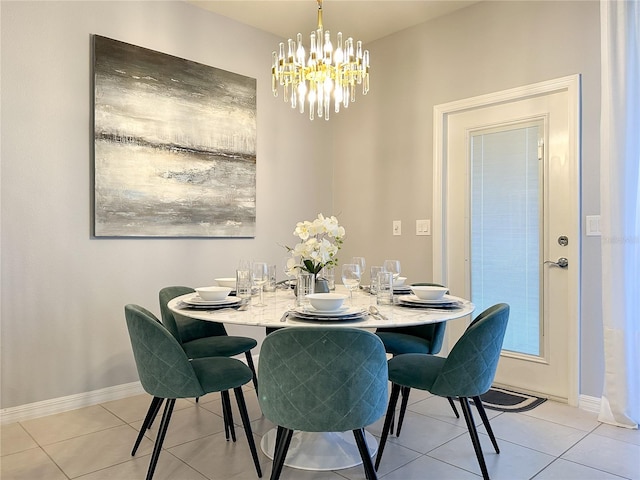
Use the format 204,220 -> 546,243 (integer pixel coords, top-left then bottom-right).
1,382 -> 145,425
579,394 -> 601,413
1,355 -> 258,425
2,377 -> 600,426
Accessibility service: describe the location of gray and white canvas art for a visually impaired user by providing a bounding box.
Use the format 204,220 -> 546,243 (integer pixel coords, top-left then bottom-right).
92,35 -> 256,237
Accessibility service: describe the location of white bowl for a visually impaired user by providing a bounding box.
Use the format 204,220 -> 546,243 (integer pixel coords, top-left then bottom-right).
214,277 -> 236,289
410,285 -> 448,301
306,293 -> 348,311
393,276 -> 407,287
195,286 -> 232,301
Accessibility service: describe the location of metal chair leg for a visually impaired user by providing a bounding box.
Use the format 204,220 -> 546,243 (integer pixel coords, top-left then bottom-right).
221,390 -> 236,442
245,351 -> 259,395
353,428 -> 377,480
270,426 -> 293,480
448,396 -> 460,418
459,397 -> 491,480
395,386 -> 411,436
132,397 -> 163,456
375,383 -> 401,470
145,398 -> 175,480
473,396 -> 499,453
233,387 -> 263,478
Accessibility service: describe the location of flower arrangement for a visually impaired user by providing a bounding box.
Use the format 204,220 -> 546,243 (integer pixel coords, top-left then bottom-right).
285,214 -> 346,276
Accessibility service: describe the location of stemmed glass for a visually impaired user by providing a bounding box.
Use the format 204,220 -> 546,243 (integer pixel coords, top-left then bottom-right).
282,257 -> 296,289
341,263 -> 361,304
351,257 -> 366,283
252,262 -> 268,307
383,260 -> 401,281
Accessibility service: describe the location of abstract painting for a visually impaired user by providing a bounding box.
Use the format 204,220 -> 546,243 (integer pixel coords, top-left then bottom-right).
92,35 -> 256,237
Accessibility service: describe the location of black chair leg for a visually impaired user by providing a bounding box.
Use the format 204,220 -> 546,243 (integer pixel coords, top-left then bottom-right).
271,426 -> 293,480
245,351 -> 259,395
233,387 -> 263,478
459,397 -> 490,480
353,428 -> 377,480
221,390 -> 236,442
473,396 -> 500,453
132,397 -> 163,456
395,386 -> 411,436
448,396 -> 460,418
145,398 -> 175,480
375,383 -> 401,470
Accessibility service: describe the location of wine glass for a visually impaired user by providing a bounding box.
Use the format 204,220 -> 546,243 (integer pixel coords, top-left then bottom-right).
351,257 -> 366,282
281,257 -> 299,296
383,259 -> 401,281
341,263 -> 361,304
252,262 -> 268,306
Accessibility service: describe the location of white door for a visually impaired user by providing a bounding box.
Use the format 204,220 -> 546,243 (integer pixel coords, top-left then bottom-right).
433,76 -> 581,404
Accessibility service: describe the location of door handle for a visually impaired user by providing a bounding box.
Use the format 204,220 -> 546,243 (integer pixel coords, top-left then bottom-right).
544,257 -> 568,268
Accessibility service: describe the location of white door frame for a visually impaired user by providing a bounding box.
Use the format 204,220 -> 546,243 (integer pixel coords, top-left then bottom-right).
432,75 -> 581,406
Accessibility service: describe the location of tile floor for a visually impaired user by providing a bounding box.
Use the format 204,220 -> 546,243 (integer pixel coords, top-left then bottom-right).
2,386 -> 639,480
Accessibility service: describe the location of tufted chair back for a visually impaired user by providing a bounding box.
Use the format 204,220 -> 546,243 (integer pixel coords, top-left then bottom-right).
258,327 -> 388,433
125,304 -> 204,399
430,303 -> 510,398
159,286 -> 227,343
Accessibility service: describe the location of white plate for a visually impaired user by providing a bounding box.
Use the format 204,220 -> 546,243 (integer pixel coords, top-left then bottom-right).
291,306 -> 367,321
306,306 -> 350,315
398,294 -> 461,306
290,313 -> 367,322
393,286 -> 412,293
183,295 -> 240,306
294,306 -> 364,317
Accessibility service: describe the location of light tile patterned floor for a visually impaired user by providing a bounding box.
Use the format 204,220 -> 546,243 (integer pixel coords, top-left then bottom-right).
2,387 -> 639,479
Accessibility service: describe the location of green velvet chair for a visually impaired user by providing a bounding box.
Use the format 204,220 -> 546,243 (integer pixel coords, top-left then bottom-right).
125,304 -> 262,480
376,282 -> 459,434
159,286 -> 258,390
375,303 -> 510,480
133,286 -> 259,450
258,327 -> 388,480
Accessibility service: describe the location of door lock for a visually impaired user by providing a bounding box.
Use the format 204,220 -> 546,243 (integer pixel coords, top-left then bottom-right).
558,236 -> 569,246
544,257 -> 568,268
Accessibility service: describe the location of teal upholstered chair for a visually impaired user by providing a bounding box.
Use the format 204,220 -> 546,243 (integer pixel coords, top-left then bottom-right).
159,286 -> 258,390
133,286 -> 258,450
125,304 -> 262,480
376,282 -> 459,434
375,303 -> 510,480
258,327 -> 388,480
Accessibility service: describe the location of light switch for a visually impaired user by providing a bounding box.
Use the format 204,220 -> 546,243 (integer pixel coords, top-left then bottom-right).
416,219 -> 431,236
393,220 -> 402,236
586,215 -> 601,236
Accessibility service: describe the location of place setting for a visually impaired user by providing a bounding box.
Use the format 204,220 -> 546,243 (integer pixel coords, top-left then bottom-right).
288,293 -> 368,322
178,286 -> 245,310
397,285 -> 465,310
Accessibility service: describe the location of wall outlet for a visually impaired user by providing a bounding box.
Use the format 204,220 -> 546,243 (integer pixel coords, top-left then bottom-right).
416,219 -> 431,236
393,220 -> 402,236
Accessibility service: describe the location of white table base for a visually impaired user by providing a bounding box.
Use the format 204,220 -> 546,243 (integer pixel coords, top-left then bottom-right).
260,429 -> 378,471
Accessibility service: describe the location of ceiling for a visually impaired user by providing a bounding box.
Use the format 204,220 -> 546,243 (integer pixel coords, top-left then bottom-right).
187,1 -> 478,44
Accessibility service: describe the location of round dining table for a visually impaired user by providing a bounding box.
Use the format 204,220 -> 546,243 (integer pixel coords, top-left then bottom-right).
168,287 -> 474,472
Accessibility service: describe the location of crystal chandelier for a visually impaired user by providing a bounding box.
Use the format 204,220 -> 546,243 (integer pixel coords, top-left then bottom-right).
271,0 -> 370,121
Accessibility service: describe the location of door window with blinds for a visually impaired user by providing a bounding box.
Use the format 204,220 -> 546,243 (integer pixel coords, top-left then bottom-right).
470,122 -> 543,357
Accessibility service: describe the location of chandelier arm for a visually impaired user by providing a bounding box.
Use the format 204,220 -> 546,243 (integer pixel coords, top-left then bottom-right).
317,0 -> 323,30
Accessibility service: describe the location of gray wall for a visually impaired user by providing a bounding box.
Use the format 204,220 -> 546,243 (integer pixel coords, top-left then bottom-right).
0,0 -> 333,408
333,1 -> 603,397
1,0 -> 604,409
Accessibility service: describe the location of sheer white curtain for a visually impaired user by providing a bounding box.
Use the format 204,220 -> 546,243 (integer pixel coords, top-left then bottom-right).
599,0 -> 640,429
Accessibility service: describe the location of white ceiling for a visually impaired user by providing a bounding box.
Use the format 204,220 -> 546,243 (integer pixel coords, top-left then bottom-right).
187,1 -> 478,44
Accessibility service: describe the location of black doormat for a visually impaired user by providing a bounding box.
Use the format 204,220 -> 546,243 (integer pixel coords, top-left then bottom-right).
480,387 -> 547,413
